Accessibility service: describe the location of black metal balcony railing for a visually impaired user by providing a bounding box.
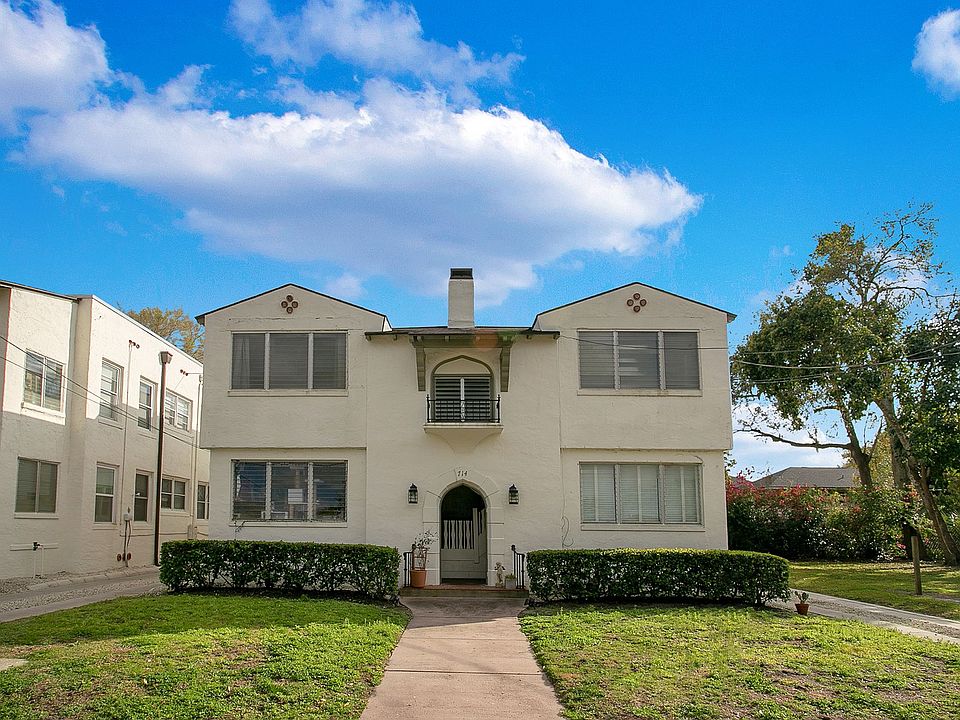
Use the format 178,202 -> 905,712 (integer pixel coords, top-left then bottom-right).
426,395 -> 501,423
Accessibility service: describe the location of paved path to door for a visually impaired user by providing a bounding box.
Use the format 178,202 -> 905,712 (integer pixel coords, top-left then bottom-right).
361,597 -> 562,720
772,589 -> 960,645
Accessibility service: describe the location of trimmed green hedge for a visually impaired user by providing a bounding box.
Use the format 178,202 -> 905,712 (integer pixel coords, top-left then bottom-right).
159,540 -> 400,600
526,548 -> 790,606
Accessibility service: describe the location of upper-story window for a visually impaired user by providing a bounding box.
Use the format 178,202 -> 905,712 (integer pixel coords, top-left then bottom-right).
578,331 -> 700,390
164,390 -> 192,431
231,332 -> 347,390
23,351 -> 63,411
138,379 -> 155,429
99,361 -> 122,420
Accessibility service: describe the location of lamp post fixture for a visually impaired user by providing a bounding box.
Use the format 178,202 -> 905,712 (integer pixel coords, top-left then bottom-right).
153,350 -> 173,566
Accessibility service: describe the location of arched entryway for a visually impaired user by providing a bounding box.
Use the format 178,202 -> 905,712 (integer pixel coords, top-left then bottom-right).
440,485 -> 487,582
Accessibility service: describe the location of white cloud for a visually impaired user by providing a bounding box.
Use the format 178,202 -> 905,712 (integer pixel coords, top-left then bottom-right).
8,0 -> 700,305
913,9 -> 960,97
24,78 -> 700,304
230,0 -> 522,98
324,272 -> 364,299
0,1 -> 111,130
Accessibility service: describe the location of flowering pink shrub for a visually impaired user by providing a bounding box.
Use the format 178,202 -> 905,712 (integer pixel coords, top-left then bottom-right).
726,480 -> 917,560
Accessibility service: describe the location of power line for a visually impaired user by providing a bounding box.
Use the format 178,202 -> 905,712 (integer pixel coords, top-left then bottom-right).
0,336 -> 200,453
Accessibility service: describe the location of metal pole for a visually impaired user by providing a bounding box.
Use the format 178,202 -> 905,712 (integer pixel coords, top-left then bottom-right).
911,534 -> 923,596
153,351 -> 173,566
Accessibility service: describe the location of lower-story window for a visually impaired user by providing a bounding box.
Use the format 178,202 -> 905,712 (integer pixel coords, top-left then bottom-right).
232,460 -> 347,522
161,477 -> 187,510
95,465 -> 116,523
580,462 -> 702,525
16,458 -> 58,514
134,473 -> 150,522
196,483 -> 209,520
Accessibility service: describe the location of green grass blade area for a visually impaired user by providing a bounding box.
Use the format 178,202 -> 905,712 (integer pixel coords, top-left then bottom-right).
0,594 -> 408,720
520,604 -> 960,720
790,562 -> 960,620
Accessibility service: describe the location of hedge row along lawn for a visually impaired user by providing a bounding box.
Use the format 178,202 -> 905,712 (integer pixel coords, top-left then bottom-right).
521,604 -> 960,720
791,561 -> 960,620
0,594 -> 408,720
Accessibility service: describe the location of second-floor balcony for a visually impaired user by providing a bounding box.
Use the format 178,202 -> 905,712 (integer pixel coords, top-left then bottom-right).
426,395 -> 501,424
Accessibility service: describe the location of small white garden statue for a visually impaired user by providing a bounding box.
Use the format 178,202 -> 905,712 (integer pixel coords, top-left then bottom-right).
495,562 -> 505,588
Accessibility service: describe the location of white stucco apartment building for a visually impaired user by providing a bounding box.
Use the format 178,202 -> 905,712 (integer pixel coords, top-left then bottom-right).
0,281 -> 209,578
199,270 -> 734,586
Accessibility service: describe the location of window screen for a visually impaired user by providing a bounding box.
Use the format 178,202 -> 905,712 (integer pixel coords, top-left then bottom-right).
313,333 -> 347,389
269,333 -> 308,389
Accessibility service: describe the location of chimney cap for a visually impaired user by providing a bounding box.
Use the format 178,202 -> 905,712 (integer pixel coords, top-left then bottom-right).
450,268 -> 473,279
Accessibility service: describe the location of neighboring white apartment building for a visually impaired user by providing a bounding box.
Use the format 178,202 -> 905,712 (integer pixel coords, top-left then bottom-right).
200,270 -> 734,586
0,281 -> 209,578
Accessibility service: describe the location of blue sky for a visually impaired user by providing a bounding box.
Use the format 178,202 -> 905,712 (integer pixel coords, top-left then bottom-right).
2,1 -> 960,472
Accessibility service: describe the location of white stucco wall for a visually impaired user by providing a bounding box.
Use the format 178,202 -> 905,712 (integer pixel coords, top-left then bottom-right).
201,280 -> 734,585
0,287 -> 209,578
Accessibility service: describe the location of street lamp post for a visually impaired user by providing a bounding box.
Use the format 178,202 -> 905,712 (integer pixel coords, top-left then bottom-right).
153,350 -> 173,566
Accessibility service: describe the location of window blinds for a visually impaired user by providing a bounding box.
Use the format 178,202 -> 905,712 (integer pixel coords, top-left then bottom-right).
313,333 -> 347,389
580,463 -> 700,525
231,333 -> 346,390
232,333 -> 265,389
578,331 -> 615,388
664,332 -> 700,389
617,332 -> 660,389
269,333 -> 308,389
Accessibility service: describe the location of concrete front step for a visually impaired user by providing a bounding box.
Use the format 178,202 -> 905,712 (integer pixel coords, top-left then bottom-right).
400,585 -> 529,599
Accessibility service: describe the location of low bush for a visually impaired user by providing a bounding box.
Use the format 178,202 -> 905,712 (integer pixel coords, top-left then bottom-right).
159,540 -> 400,600
526,548 -> 789,606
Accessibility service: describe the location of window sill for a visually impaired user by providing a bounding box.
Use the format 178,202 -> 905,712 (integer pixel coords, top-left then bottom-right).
97,416 -> 123,429
580,523 -> 705,532
20,403 -> 65,418
14,513 -> 60,520
227,389 -> 348,397
230,521 -> 349,528
92,522 -> 117,529
577,389 -> 702,397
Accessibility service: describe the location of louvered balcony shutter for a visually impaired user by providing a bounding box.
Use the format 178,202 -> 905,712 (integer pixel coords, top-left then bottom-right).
462,376 -> 492,420
618,331 -> 660,388
664,332 -> 700,389
578,331 -> 615,388
269,333 -> 308,389
433,376 -> 463,421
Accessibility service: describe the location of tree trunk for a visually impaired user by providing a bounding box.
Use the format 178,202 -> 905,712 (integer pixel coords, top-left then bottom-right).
838,405 -> 873,489
889,429 -> 919,558
877,397 -> 960,565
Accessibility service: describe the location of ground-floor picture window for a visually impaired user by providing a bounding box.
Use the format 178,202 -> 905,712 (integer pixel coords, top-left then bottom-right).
232,460 -> 347,522
580,462 -> 702,525
16,458 -> 58,514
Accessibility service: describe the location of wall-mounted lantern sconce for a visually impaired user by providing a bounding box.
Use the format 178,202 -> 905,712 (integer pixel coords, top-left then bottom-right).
408,484 -> 419,504
508,484 -> 519,505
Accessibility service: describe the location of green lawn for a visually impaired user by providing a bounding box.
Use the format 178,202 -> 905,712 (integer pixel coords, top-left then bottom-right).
790,561 -> 960,620
0,594 -> 408,720
521,604 -> 960,720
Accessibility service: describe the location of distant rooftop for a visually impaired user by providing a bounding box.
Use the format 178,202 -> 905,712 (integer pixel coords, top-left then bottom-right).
754,466 -> 859,490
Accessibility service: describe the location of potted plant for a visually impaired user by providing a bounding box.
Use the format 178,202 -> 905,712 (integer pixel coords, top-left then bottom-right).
504,573 -> 518,591
794,590 -> 810,616
409,530 -> 437,589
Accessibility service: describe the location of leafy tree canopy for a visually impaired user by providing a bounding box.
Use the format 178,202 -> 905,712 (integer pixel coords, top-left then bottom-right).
125,307 -> 204,360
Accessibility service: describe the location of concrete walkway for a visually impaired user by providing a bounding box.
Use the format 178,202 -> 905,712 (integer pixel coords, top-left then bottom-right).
772,589 -> 960,644
0,567 -> 163,622
361,597 -> 562,720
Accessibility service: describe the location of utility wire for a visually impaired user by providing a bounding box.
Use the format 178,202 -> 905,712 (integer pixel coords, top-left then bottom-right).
0,335 -> 199,453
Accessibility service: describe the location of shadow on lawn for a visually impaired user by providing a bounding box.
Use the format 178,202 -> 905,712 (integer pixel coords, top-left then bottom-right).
0,591 -> 407,646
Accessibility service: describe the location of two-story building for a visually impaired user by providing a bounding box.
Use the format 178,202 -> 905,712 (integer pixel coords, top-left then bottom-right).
199,269 -> 734,585
0,281 -> 209,578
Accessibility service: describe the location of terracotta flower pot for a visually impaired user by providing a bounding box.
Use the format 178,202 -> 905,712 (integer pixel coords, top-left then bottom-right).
795,602 -> 810,616
410,568 -> 427,589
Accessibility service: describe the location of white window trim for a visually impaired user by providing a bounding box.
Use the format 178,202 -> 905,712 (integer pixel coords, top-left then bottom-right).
163,390 -> 192,432
577,329 -> 702,393
94,464 -> 117,524
133,471 -> 152,524
138,379 -> 156,431
99,360 -> 123,425
22,351 -> 64,413
160,476 -> 189,512
229,331 -> 349,392
579,462 -> 703,527
15,457 -> 59,515
230,460 -> 348,524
